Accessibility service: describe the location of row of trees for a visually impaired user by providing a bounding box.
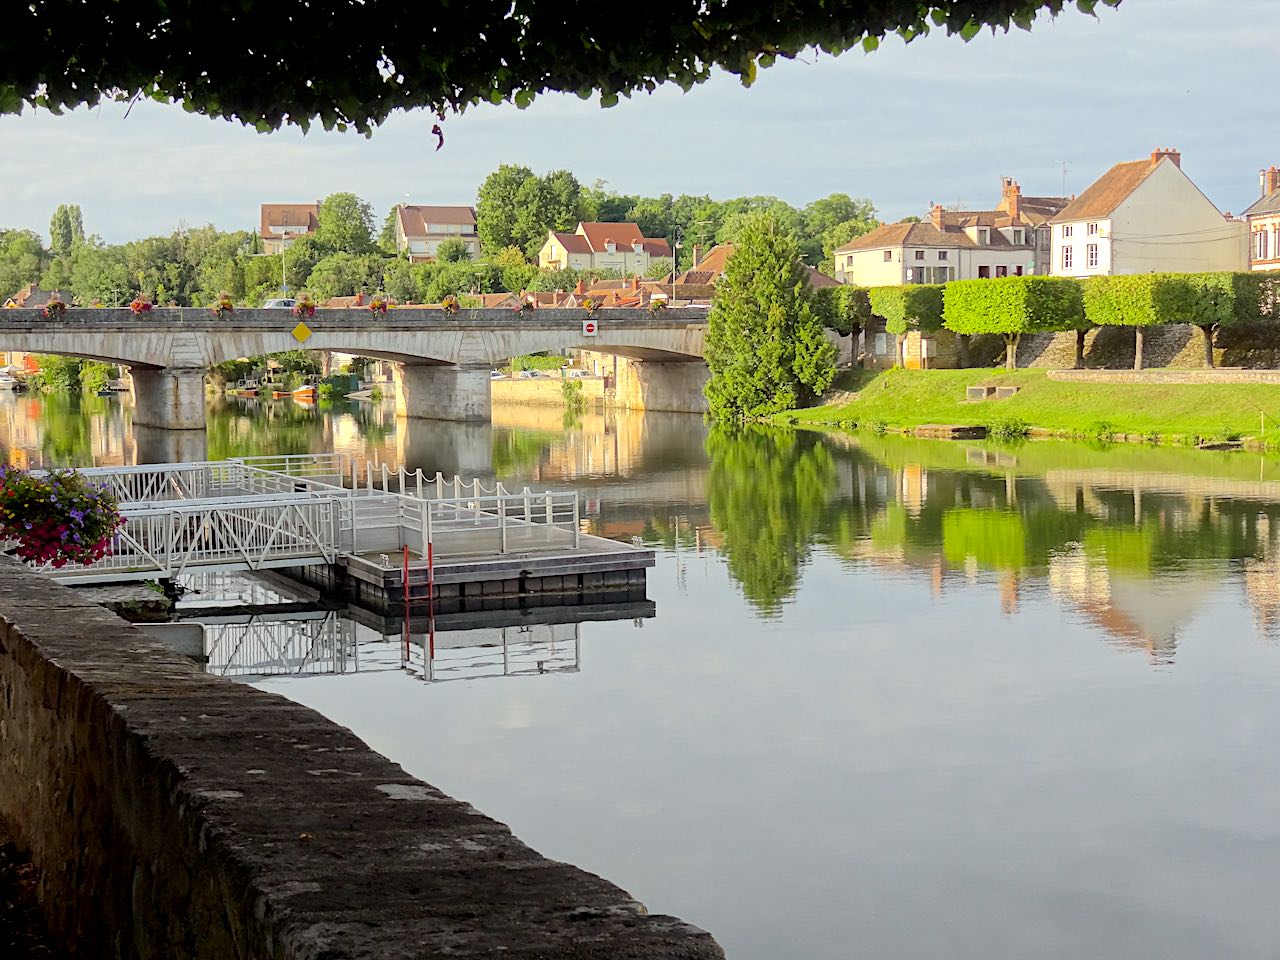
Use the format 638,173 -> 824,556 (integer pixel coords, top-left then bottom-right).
475,164 -> 879,272
852,273 -> 1280,371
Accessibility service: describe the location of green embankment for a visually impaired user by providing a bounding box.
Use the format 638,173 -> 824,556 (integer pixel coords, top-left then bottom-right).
788,369 -> 1280,444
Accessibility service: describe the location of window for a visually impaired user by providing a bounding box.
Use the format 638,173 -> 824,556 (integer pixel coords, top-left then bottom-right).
915,250 -> 925,260
883,250 -> 893,262
1062,225 -> 1074,239
1062,246 -> 1074,270
977,228 -> 990,244
1015,266 -> 1024,276
1257,231 -> 1270,261
995,265 -> 1008,278
874,333 -> 888,355
1012,229 -> 1024,244
938,250 -> 948,261
1087,222 -> 1099,236
978,265 -> 991,279
1087,243 -> 1099,268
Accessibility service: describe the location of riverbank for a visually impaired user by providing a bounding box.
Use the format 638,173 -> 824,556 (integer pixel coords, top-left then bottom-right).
787,369 -> 1280,446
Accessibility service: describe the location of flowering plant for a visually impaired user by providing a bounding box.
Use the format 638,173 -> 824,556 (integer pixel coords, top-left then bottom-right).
368,295 -> 389,314
292,293 -> 317,318
440,294 -> 460,317
42,297 -> 67,319
513,296 -> 535,313
648,298 -> 668,314
0,467 -> 122,568
129,297 -> 153,315
211,292 -> 235,318
581,296 -> 600,315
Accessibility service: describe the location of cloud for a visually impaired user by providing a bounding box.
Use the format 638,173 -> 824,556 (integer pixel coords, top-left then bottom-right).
0,0 -> 1268,241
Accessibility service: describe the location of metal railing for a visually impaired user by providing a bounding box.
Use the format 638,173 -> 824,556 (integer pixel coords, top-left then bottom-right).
347,460 -> 514,500
401,623 -> 581,683
50,493 -> 342,582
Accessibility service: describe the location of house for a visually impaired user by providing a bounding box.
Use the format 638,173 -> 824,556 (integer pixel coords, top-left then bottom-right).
1242,166 -> 1280,271
3,283 -> 63,309
259,203 -> 319,254
676,243 -> 839,289
394,205 -> 480,263
1048,148 -> 1248,278
833,178 -> 1068,287
537,222 -> 671,274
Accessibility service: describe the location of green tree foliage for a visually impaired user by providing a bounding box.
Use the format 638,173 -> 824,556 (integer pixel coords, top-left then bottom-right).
944,275 -> 1084,369
382,258 -> 417,302
648,257 -> 674,280
4,2 -> 1112,132
49,205 -> 74,255
282,235 -> 324,291
705,427 -> 836,611
305,252 -> 385,300
868,284 -> 944,367
379,205 -> 401,253
477,164 -> 535,253
705,213 -> 837,419
0,229 -> 48,299
435,237 -> 472,263
31,355 -> 83,392
411,261 -> 503,302
813,285 -> 872,337
315,193 -> 375,254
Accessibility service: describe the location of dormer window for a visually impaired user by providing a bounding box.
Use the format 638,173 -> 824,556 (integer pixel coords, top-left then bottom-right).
977,228 -> 990,244
1012,229 -> 1024,244
605,241 -> 616,253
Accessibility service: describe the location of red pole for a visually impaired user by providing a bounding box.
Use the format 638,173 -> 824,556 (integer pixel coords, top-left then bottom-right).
427,541 -> 435,662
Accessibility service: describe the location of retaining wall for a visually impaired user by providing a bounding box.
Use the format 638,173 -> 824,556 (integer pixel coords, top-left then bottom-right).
0,557 -> 723,959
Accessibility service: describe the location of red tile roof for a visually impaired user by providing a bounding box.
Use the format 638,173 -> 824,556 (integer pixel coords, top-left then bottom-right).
548,231 -> 592,255
260,203 -> 318,238
396,204 -> 477,238
1051,159 -> 1161,222
578,221 -> 645,251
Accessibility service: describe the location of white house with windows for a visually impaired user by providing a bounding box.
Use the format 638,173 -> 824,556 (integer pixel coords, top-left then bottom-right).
537,222 -> 672,274
1242,166 -> 1280,272
1049,148 -> 1247,278
394,205 -> 480,263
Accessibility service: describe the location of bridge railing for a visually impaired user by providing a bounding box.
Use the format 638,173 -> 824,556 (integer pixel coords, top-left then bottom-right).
34,461 -> 243,503
49,493 -> 342,583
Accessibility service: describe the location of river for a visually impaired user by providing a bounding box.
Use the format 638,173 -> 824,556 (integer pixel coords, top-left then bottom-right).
10,390 -> 1280,959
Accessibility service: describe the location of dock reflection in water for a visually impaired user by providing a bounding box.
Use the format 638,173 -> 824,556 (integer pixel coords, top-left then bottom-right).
181,572 -> 652,685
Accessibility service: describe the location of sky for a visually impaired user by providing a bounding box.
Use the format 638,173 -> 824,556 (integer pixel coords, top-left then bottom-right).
0,0 -> 1270,243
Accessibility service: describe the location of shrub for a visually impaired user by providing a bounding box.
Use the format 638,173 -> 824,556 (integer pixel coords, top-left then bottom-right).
988,417 -> 1029,442
869,284 -> 944,335
813,285 -> 872,337
944,275 -> 1084,370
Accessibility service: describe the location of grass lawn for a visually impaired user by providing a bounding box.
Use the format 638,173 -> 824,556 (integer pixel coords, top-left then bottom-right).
788,368 -> 1280,443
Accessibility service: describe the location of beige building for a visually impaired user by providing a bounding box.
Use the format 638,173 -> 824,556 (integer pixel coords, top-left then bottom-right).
833,178 -> 1067,287
1242,166 -> 1280,271
538,222 -> 671,274
1049,148 -> 1248,278
259,203 -> 319,255
394,205 -> 480,263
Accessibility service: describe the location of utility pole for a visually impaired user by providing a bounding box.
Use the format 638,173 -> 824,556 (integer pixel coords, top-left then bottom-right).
1055,160 -> 1069,197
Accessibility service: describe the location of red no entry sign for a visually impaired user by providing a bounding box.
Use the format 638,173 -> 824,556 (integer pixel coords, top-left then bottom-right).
582,319 -> 598,336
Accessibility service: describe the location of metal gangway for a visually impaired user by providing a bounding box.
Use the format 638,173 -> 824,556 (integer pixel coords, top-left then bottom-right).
40,454 -> 583,584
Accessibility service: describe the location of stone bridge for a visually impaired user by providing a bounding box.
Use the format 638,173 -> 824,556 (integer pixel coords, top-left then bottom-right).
0,307 -> 709,429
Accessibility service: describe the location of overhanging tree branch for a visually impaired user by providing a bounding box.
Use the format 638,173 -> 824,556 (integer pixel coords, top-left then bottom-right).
0,1 -> 1119,134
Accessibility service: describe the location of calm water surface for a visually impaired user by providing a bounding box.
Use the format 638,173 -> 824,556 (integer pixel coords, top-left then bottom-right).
11,391 -> 1280,959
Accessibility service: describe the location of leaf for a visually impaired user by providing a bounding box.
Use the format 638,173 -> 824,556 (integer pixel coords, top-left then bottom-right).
742,59 -> 757,87
959,19 -> 982,41
861,35 -> 879,53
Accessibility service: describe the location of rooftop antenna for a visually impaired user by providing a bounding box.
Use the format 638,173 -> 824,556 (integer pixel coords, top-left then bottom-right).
1055,160 -> 1069,196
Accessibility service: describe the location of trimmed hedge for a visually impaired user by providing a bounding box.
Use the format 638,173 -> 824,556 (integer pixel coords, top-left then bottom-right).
814,285 -> 872,337
869,284 -> 944,335
942,275 -> 1083,369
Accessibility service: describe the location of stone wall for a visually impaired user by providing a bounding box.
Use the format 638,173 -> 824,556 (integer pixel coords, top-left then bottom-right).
1047,368 -> 1280,384
491,375 -> 606,406
0,558 -> 723,959
611,357 -> 710,414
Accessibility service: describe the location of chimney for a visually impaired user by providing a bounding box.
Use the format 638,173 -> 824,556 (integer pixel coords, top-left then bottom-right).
1150,146 -> 1181,169
1265,166 -> 1280,197
574,279 -> 585,295
1000,177 -> 1021,218
691,244 -> 702,268
630,276 -> 639,291
930,202 -> 945,229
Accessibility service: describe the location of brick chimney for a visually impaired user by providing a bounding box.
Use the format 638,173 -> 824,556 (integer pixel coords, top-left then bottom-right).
1262,166 -> 1280,197
691,244 -> 702,268
930,203 -> 945,229
1150,146 -> 1181,168
574,279 -> 585,294
630,276 -> 639,291
1000,177 -> 1021,218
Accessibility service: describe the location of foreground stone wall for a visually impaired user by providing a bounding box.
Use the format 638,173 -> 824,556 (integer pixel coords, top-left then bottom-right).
0,558 -> 723,959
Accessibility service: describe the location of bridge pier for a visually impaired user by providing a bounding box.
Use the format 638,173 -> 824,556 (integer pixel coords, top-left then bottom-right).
129,367 -> 207,430
133,424 -> 208,465
612,359 -> 710,414
394,363 -> 491,422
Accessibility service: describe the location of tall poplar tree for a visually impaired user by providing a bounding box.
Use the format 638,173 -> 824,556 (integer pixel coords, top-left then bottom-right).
704,212 -> 837,420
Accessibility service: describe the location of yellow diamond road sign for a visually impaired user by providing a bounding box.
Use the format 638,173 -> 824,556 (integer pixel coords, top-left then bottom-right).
292,321 -> 312,343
